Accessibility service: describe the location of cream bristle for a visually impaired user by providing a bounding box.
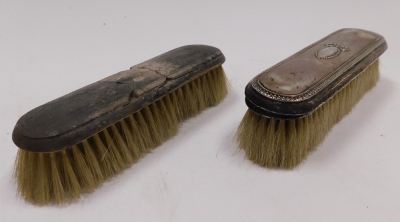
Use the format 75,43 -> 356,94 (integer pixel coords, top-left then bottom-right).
236,60 -> 380,169
14,66 -> 228,205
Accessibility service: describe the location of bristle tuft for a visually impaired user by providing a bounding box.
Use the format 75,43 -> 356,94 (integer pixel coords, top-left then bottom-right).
236,60 -> 380,169
15,65 -> 228,205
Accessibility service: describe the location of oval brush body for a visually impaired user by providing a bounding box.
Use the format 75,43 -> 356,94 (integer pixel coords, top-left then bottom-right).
13,45 -> 228,205
236,29 -> 387,169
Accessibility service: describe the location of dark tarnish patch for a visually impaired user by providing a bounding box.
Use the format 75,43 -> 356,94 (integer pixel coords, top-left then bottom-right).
17,81 -> 133,139
103,68 -> 166,97
134,45 -> 223,79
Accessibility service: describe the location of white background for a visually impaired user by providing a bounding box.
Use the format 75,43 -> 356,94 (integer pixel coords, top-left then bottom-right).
1,0 -> 399,221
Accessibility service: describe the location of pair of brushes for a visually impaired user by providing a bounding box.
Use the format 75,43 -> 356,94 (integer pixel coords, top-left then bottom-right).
236,28 -> 387,169
13,45 -> 228,205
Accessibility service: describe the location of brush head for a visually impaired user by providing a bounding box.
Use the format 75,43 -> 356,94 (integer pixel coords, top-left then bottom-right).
245,28 -> 387,119
13,44 -> 228,205
237,28 -> 387,169
13,45 -> 225,152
